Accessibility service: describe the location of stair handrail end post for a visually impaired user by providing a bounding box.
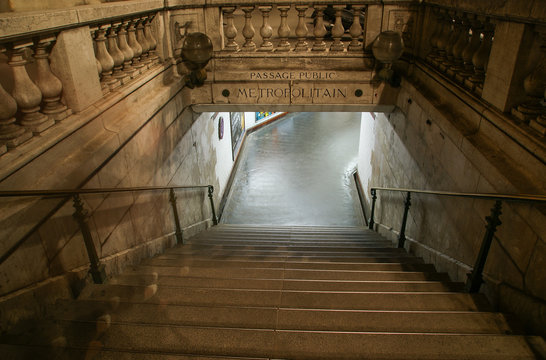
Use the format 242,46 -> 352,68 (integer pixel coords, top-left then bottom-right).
369,188 -> 377,230
72,194 -> 106,284
465,200 -> 503,293
208,185 -> 219,225
169,188 -> 184,244
398,191 -> 411,249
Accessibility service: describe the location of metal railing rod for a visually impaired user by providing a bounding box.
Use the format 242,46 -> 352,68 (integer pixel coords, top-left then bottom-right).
370,187 -> 546,203
0,185 -> 211,198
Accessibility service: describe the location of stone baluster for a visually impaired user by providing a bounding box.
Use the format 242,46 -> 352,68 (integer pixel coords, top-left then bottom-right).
312,5 -> 327,51
0,48 -> 32,149
34,36 -> 71,122
128,18 -> 144,70
439,12 -> 459,71
426,9 -> 441,62
118,21 -> 137,77
136,17 -> 151,67
222,7 -> 239,51
241,6 -> 256,51
348,5 -> 364,52
530,87 -> 546,135
447,14 -> 470,77
465,20 -> 494,95
515,31 -> 546,125
456,15 -> 482,84
258,6 -> 273,51
277,5 -> 291,52
434,11 -> 452,66
107,22 -> 129,85
95,24 -> 120,91
144,15 -> 159,64
330,5 -> 346,52
294,5 -> 309,51
8,41 -> 54,134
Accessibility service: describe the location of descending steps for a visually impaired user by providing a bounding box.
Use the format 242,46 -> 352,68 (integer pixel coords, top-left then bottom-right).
1,225 -> 544,359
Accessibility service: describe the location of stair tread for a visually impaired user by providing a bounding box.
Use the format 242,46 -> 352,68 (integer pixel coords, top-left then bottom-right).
2,324 -> 539,359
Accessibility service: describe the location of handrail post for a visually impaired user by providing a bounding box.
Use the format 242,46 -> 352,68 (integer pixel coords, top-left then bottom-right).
368,188 -> 377,230
465,200 -> 502,293
208,186 -> 219,225
72,194 -> 106,284
398,191 -> 411,248
169,188 -> 184,244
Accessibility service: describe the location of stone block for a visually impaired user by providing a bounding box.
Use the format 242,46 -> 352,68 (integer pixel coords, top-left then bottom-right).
99,206 -> 136,258
481,21 -> 530,112
75,0 -> 163,23
0,9 -> 79,38
525,239 -> 546,300
90,192 -> 134,246
48,231 -> 89,277
0,232 -> 49,296
50,26 -> 103,113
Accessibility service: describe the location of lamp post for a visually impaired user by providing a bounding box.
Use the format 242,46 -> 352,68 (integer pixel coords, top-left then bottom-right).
181,32 -> 213,88
372,31 -> 404,87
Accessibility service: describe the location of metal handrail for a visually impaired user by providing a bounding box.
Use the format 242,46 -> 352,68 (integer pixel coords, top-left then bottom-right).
370,187 -> 546,203
0,185 -> 211,198
0,185 -> 218,284
368,186 -> 546,293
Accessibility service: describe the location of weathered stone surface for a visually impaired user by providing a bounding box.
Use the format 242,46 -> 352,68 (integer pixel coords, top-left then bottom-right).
525,239 -> 546,300
0,9 -> 79,38
481,21 -> 532,112
50,27 -> 103,112
76,0 -> 163,23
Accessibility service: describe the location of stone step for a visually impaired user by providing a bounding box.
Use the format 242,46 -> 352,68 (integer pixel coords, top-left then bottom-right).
143,255 -> 426,266
2,322 -> 540,359
127,264 -> 449,282
127,265 -> 448,281
166,248 -> 406,256
78,284 -> 490,311
50,299 -> 514,334
181,244 -> 395,251
110,274 -> 461,292
185,241 -> 393,248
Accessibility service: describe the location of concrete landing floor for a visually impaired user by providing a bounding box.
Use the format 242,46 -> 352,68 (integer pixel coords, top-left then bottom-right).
221,112 -> 364,226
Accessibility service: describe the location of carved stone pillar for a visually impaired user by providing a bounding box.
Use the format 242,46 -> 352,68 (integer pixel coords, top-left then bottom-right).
223,7 -> 239,51
241,6 -> 256,51
34,36 -> 71,122
465,20 -> 494,95
118,21 -> 138,77
108,22 -> 130,85
258,6 -> 273,51
530,87 -> 546,135
0,48 -> 32,148
128,18 -> 144,70
447,14 -> 470,77
348,5 -> 364,52
294,5 -> 309,52
426,8 -> 441,62
277,5 -> 291,52
330,5 -> 346,52
9,41 -> 54,134
434,11 -> 452,66
136,17 -> 151,67
144,15 -> 159,64
455,16 -> 482,84
95,24 -> 120,91
514,31 -> 546,124
439,12 -> 459,71
312,5 -> 327,51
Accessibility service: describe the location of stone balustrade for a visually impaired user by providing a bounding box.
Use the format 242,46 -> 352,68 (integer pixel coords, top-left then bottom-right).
424,8 -> 495,97
220,4 -> 366,53
0,7 -> 162,157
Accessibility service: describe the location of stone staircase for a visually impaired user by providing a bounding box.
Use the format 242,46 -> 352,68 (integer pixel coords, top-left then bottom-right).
2,225 -> 544,359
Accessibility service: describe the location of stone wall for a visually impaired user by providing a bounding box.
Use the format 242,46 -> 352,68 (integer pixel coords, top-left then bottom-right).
358,79 -> 545,336
0,66 -> 234,331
